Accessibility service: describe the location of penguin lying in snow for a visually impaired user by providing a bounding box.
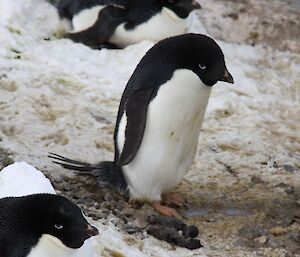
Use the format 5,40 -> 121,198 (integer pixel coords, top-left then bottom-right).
0,162 -> 98,257
50,33 -> 234,217
51,0 -> 201,48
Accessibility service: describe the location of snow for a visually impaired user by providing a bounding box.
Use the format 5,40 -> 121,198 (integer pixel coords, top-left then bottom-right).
0,161 -> 56,197
0,0 -> 299,256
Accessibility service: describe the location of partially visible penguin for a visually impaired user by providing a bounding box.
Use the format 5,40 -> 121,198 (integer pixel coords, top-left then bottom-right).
0,162 -> 98,257
50,0 -> 201,48
50,33 -> 234,216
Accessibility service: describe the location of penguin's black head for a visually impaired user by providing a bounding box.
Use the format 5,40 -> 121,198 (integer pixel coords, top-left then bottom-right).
173,33 -> 234,86
162,0 -> 201,18
37,195 -> 99,249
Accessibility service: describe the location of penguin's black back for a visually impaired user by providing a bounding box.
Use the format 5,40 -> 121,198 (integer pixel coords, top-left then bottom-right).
57,0 -> 165,30
0,194 -> 84,257
124,0 -> 162,30
0,196 -> 42,257
57,0 -> 127,20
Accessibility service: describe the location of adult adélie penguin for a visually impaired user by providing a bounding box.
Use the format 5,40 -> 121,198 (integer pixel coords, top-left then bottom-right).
50,33 -> 234,216
51,0 -> 201,48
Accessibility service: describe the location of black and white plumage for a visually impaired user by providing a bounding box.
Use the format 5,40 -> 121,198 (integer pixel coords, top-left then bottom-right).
50,0 -> 201,48
0,162 -> 98,257
0,194 -> 98,257
50,33 -> 234,212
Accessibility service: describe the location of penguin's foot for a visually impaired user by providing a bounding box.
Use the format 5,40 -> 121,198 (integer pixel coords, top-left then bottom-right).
152,201 -> 180,218
162,193 -> 186,207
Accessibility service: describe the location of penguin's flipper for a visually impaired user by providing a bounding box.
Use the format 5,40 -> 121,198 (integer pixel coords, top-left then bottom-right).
118,87 -> 155,166
65,5 -> 126,49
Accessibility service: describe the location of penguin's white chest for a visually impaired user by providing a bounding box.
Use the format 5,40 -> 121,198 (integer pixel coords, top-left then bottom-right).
71,5 -> 105,32
28,235 -> 93,257
119,70 -> 212,201
109,7 -> 188,47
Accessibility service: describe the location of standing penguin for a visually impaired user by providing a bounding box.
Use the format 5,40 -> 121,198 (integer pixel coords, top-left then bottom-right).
50,33 -> 234,216
0,162 -> 98,257
51,0 -> 201,48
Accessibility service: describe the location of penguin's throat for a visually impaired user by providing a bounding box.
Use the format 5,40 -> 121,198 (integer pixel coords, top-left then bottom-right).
162,7 -> 185,22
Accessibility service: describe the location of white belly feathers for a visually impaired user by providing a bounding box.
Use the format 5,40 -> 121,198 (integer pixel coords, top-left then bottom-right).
109,7 -> 187,47
71,6 -> 188,46
119,69 -> 212,201
72,5 -> 105,32
28,235 -> 93,257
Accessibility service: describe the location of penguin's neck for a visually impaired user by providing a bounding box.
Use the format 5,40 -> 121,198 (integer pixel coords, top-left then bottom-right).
27,235 -> 76,257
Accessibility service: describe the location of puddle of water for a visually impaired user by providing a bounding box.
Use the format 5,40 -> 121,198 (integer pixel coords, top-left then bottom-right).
223,208 -> 251,217
184,207 -> 251,218
184,208 -> 209,218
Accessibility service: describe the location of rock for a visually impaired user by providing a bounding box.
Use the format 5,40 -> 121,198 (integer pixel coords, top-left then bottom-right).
73,191 -> 86,199
289,233 -> 300,243
283,165 -> 296,173
124,224 -> 141,234
103,193 -> 114,202
269,226 -> 288,235
122,207 -> 134,217
63,183 -> 73,191
254,235 -> 268,244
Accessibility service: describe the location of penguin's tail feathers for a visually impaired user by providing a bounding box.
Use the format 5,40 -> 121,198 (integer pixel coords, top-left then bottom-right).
48,153 -> 128,192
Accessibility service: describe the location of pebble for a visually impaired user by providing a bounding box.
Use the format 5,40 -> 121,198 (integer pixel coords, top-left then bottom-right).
254,235 -> 268,244
124,224 -> 141,234
289,233 -> 300,243
122,207 -> 134,217
283,164 -> 296,173
269,226 -> 288,235
104,193 -> 114,202
63,182 -> 73,191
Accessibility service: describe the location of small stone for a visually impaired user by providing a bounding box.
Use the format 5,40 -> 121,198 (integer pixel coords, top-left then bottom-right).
254,235 -> 268,244
283,165 -> 296,173
289,233 -> 300,243
269,226 -> 288,235
103,193 -> 114,202
122,207 -> 134,217
63,183 -> 73,191
100,201 -> 112,209
73,191 -> 85,199
124,224 -> 140,234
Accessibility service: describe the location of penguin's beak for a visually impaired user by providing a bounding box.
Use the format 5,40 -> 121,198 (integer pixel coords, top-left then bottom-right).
184,1 -> 201,11
219,69 -> 234,84
86,224 -> 99,237
191,0 -> 201,10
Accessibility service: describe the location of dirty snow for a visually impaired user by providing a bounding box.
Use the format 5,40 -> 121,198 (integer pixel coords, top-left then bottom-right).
0,0 -> 299,256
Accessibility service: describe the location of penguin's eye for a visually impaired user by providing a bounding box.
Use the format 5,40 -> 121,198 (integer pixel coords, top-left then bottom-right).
199,64 -> 206,70
54,224 -> 64,230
